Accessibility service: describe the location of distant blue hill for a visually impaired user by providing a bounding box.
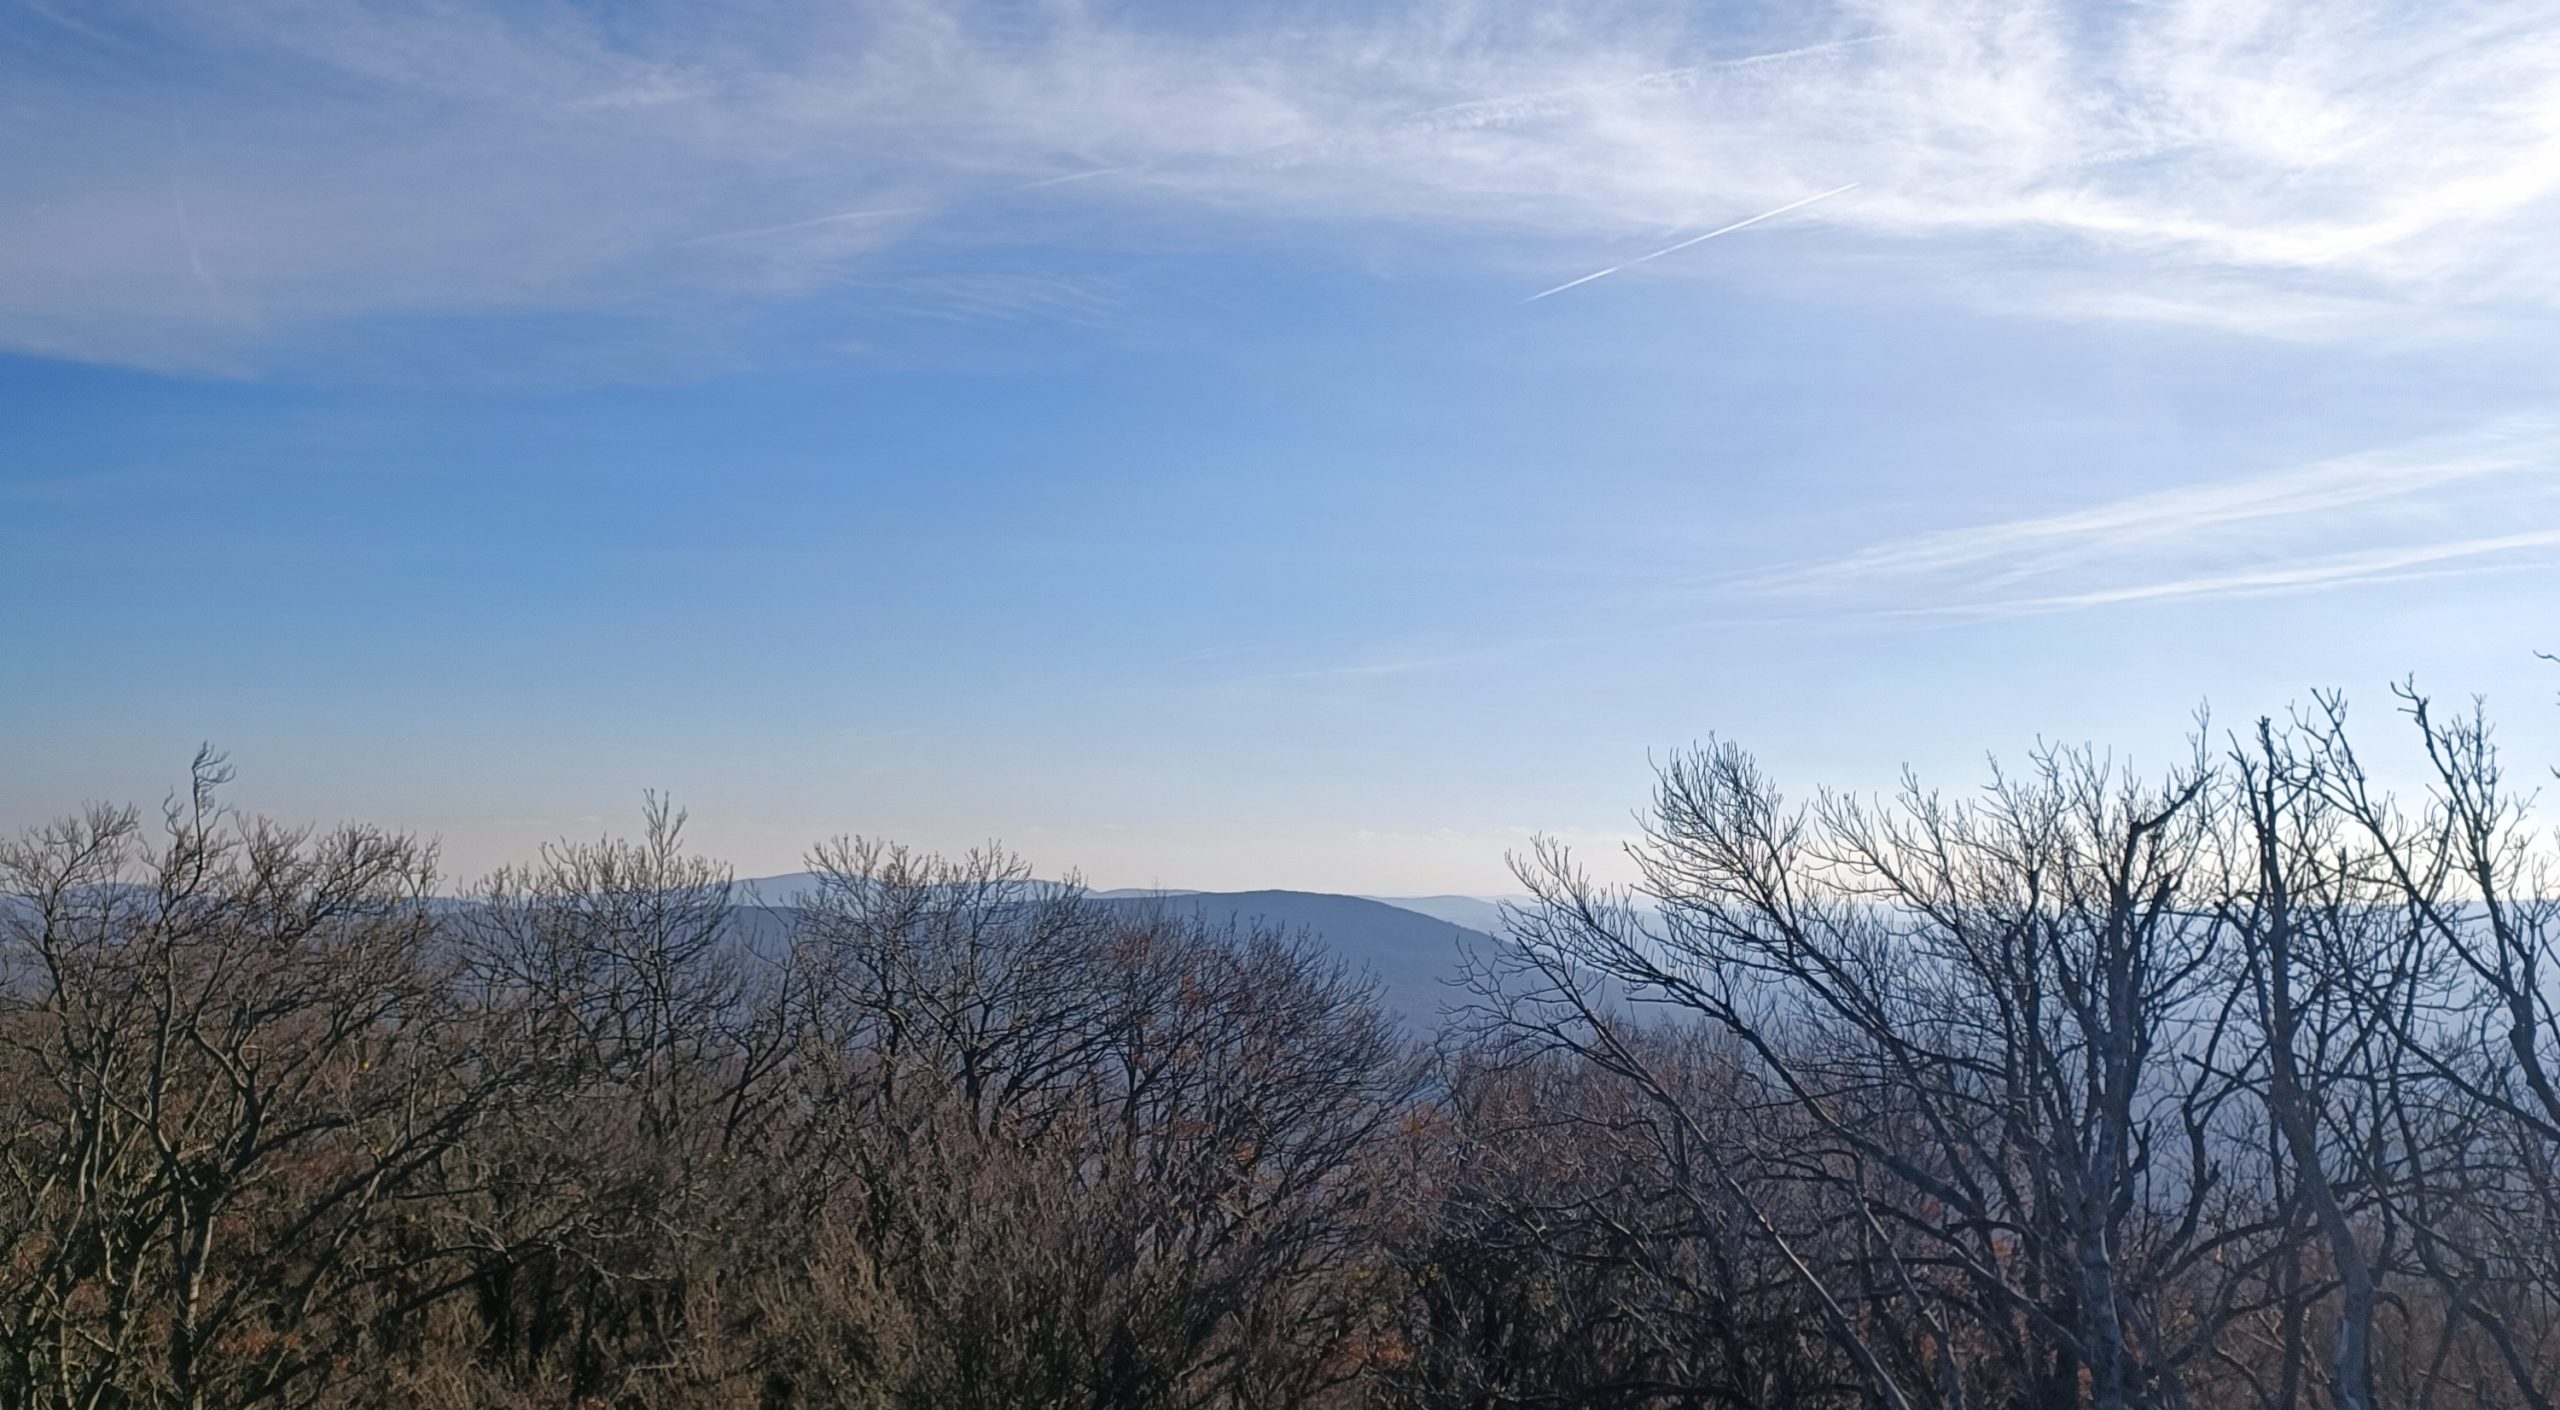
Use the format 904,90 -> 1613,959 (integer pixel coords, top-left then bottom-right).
1091,890 -> 1494,1024
737,875 -> 1499,1023
1361,894 -> 1519,936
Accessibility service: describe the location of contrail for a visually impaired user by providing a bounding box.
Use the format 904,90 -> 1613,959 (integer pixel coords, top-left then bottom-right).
683,205 -> 927,246
1414,35 -> 1885,133
1526,182 -> 1859,301
1703,33 -> 1886,71
171,179 -> 217,295
1005,166 -> 1132,192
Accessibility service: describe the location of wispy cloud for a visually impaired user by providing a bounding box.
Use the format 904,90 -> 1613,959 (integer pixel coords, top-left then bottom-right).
1968,533 -> 2560,614
6,0 -> 2560,371
1738,417 -> 2560,616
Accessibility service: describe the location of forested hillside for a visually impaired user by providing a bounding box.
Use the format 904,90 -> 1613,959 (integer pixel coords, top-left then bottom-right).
6,684 -> 2559,1409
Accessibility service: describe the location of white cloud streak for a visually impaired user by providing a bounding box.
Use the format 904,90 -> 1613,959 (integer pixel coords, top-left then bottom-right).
1740,417 -> 2560,616
5,0 -> 2559,369
1914,533 -> 2560,619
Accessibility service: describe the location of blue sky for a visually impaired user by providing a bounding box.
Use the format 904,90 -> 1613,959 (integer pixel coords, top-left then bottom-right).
6,0 -> 2559,892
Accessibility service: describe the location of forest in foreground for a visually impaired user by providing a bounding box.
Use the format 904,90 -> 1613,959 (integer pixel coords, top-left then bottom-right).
5,683 -> 2560,1410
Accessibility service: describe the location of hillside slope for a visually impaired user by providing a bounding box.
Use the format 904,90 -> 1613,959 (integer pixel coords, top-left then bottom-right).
739,875 -> 1493,1023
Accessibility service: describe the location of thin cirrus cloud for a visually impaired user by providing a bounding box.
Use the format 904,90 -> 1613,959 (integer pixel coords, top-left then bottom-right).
2,0 -> 2558,373
1733,418 -> 2560,618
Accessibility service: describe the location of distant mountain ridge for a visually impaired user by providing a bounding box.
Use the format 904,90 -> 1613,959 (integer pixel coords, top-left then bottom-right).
736,875 -> 1506,1023
1091,890 -> 1492,1023
1358,894 -> 1518,936
740,874 -> 1515,926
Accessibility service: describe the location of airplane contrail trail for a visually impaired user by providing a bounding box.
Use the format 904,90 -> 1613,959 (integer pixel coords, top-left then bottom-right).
171,180 -> 217,295
1413,35 -> 1884,132
1525,182 -> 1859,301
682,205 -> 927,246
1006,166 -> 1133,191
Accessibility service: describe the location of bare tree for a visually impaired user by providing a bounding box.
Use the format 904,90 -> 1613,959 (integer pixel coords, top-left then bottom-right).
1491,741 -> 2271,1410
2288,689 -> 2560,1410
15,706 -> 2560,1410
0,750 -> 526,1410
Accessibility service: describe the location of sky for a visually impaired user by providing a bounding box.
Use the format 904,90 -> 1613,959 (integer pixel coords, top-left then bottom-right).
6,0 -> 2560,895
